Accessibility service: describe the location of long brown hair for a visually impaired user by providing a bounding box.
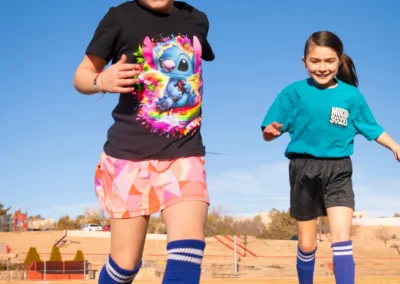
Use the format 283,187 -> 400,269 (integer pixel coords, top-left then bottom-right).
304,31 -> 359,87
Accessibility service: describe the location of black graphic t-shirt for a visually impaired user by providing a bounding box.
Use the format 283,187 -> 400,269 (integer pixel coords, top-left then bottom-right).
86,0 -> 215,160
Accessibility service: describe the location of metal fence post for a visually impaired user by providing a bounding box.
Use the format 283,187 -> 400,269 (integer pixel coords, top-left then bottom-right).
233,236 -> 238,276
84,260 -> 86,280
6,259 -> 9,281
44,261 -> 46,281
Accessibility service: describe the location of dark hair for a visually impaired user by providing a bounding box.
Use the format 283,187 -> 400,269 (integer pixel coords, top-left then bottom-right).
304,31 -> 358,87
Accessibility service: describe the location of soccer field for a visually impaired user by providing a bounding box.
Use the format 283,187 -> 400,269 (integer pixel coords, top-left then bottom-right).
3,277 -> 400,284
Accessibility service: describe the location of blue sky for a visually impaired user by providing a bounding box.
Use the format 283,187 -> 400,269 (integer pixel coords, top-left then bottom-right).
1,0 -> 399,221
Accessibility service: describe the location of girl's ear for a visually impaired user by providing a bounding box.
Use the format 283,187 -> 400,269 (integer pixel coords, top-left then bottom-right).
302,56 -> 307,68
192,36 -> 202,73
143,36 -> 157,70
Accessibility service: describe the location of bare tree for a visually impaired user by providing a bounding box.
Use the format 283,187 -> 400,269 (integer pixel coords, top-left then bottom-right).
147,216 -> 166,234
56,215 -> 77,230
84,207 -> 109,226
0,203 -> 12,232
75,215 -> 85,229
258,208 -> 296,240
375,226 -> 391,246
351,224 -> 361,237
390,244 -> 400,255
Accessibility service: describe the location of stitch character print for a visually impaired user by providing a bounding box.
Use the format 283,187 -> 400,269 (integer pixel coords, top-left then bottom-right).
132,34 -> 203,138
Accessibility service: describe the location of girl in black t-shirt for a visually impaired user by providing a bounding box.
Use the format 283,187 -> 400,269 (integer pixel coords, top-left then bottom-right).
73,1 -> 215,283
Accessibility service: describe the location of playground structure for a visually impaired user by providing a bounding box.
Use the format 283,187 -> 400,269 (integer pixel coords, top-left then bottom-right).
13,209 -> 28,232
27,261 -> 89,280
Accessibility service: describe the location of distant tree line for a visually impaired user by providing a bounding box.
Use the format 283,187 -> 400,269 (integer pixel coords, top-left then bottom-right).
4,200 -> 400,244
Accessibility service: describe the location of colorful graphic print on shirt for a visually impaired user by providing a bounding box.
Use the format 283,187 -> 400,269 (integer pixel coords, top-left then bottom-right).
132,34 -> 203,137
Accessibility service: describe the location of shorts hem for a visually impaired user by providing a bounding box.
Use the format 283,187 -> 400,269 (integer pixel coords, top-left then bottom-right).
104,195 -> 210,219
325,202 -> 355,210
290,201 -> 355,221
290,210 -> 323,221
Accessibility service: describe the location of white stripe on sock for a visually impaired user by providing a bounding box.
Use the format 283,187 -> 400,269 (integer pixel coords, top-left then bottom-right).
168,247 -> 204,257
168,253 -> 202,265
298,251 -> 315,259
333,251 -> 353,256
105,259 -> 137,283
105,264 -> 134,283
106,259 -> 136,280
105,265 -> 122,283
297,253 -> 315,262
332,245 -> 352,251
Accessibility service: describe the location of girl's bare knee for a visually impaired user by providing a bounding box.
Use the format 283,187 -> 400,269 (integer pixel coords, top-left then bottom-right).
163,201 -> 207,242
298,240 -> 317,252
111,246 -> 142,270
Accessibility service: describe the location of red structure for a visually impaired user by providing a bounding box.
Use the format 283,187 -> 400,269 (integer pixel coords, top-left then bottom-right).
13,209 -> 28,232
28,261 -> 87,280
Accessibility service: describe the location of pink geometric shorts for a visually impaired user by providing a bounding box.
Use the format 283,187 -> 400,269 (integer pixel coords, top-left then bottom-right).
94,152 -> 209,218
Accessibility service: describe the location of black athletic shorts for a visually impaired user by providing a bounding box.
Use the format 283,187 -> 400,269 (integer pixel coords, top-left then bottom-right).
289,154 -> 355,221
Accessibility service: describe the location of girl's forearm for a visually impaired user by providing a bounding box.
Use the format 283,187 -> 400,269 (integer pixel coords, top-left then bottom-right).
73,67 -> 102,95
376,132 -> 399,152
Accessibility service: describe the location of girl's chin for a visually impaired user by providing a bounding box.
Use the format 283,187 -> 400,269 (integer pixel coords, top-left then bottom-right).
312,76 -> 335,87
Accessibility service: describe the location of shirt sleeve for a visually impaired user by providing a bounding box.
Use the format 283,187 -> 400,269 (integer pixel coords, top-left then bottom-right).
260,89 -> 293,133
199,13 -> 215,61
352,94 -> 384,141
85,7 -> 121,63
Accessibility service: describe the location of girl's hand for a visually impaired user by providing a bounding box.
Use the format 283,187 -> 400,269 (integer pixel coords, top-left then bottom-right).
263,122 -> 283,141
98,54 -> 142,93
394,145 -> 400,162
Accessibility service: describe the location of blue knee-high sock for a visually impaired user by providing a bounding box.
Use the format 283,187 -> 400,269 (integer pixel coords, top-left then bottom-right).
162,239 -> 205,284
332,240 -> 355,284
296,246 -> 317,284
99,254 -> 141,284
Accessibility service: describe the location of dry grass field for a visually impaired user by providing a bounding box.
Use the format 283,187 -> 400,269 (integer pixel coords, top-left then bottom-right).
0,226 -> 399,282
